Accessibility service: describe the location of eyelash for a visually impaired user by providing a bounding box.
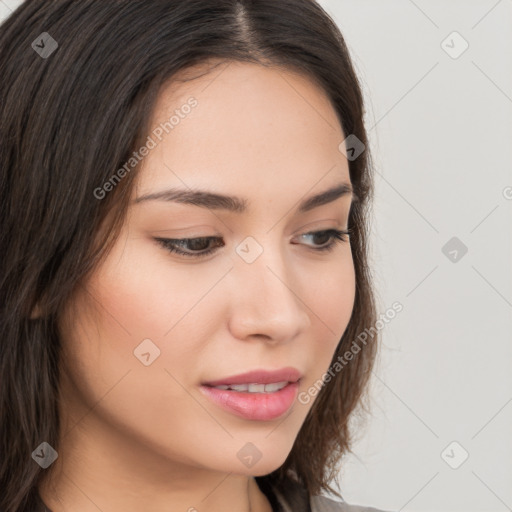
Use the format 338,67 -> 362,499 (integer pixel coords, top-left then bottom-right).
155,228 -> 352,259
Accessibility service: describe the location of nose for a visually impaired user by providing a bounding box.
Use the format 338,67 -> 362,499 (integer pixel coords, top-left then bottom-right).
227,241 -> 311,345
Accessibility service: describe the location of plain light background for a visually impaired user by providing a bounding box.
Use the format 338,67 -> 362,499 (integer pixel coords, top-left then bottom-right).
1,1 -> 511,511
316,2 -> 512,512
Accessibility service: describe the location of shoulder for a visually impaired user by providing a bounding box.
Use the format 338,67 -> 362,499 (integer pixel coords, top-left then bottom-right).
311,493 -> 394,512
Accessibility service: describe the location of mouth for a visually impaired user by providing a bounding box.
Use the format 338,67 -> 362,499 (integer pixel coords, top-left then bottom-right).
207,381 -> 290,393
200,367 -> 302,421
200,381 -> 300,421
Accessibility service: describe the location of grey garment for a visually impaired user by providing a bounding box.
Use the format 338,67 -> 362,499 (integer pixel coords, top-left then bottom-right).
311,494 -> 393,512
256,474 -> 393,512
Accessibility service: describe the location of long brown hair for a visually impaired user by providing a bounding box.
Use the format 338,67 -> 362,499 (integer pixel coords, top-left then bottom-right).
0,1 -> 378,510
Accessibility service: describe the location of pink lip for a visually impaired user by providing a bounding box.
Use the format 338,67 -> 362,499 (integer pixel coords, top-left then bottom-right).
199,381 -> 300,421
202,367 -> 301,387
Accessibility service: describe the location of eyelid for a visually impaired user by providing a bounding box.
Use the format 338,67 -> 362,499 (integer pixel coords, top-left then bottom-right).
155,218 -> 348,238
151,225 -> 222,238
292,217 -> 348,234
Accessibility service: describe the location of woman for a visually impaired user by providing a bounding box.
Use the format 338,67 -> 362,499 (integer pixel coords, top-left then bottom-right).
0,1 -> 391,511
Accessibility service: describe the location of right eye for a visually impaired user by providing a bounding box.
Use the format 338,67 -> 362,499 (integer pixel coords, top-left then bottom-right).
155,236 -> 225,258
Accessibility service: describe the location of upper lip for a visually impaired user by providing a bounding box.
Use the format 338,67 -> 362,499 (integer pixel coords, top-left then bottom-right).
202,367 -> 302,387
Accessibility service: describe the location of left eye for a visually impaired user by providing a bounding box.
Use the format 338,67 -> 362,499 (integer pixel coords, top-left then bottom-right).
155,228 -> 352,259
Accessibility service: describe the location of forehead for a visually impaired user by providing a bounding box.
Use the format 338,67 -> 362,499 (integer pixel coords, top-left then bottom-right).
135,60 -> 350,204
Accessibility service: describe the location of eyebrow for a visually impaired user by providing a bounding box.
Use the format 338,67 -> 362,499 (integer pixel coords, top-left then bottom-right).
133,182 -> 356,214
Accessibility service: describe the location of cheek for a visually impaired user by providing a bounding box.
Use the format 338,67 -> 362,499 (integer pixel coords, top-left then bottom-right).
61,231 -> 234,404
58,269 -> 222,460
303,252 -> 356,371
83,231 -> 229,348
307,250 -> 355,324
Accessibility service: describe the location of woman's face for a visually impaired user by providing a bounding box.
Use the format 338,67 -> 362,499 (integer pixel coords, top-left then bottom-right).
58,61 -> 356,478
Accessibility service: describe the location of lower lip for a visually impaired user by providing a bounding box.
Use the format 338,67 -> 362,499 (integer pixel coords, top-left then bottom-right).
200,381 -> 300,421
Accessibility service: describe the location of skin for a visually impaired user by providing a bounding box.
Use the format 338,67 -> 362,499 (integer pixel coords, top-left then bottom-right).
38,60 -> 356,512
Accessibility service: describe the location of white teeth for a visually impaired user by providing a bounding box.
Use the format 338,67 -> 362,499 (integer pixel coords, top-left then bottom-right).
263,381 -> 288,392
213,381 -> 289,393
248,383 -> 266,393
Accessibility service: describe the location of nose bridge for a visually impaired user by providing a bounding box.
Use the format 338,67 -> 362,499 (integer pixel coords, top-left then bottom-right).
227,233 -> 310,341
